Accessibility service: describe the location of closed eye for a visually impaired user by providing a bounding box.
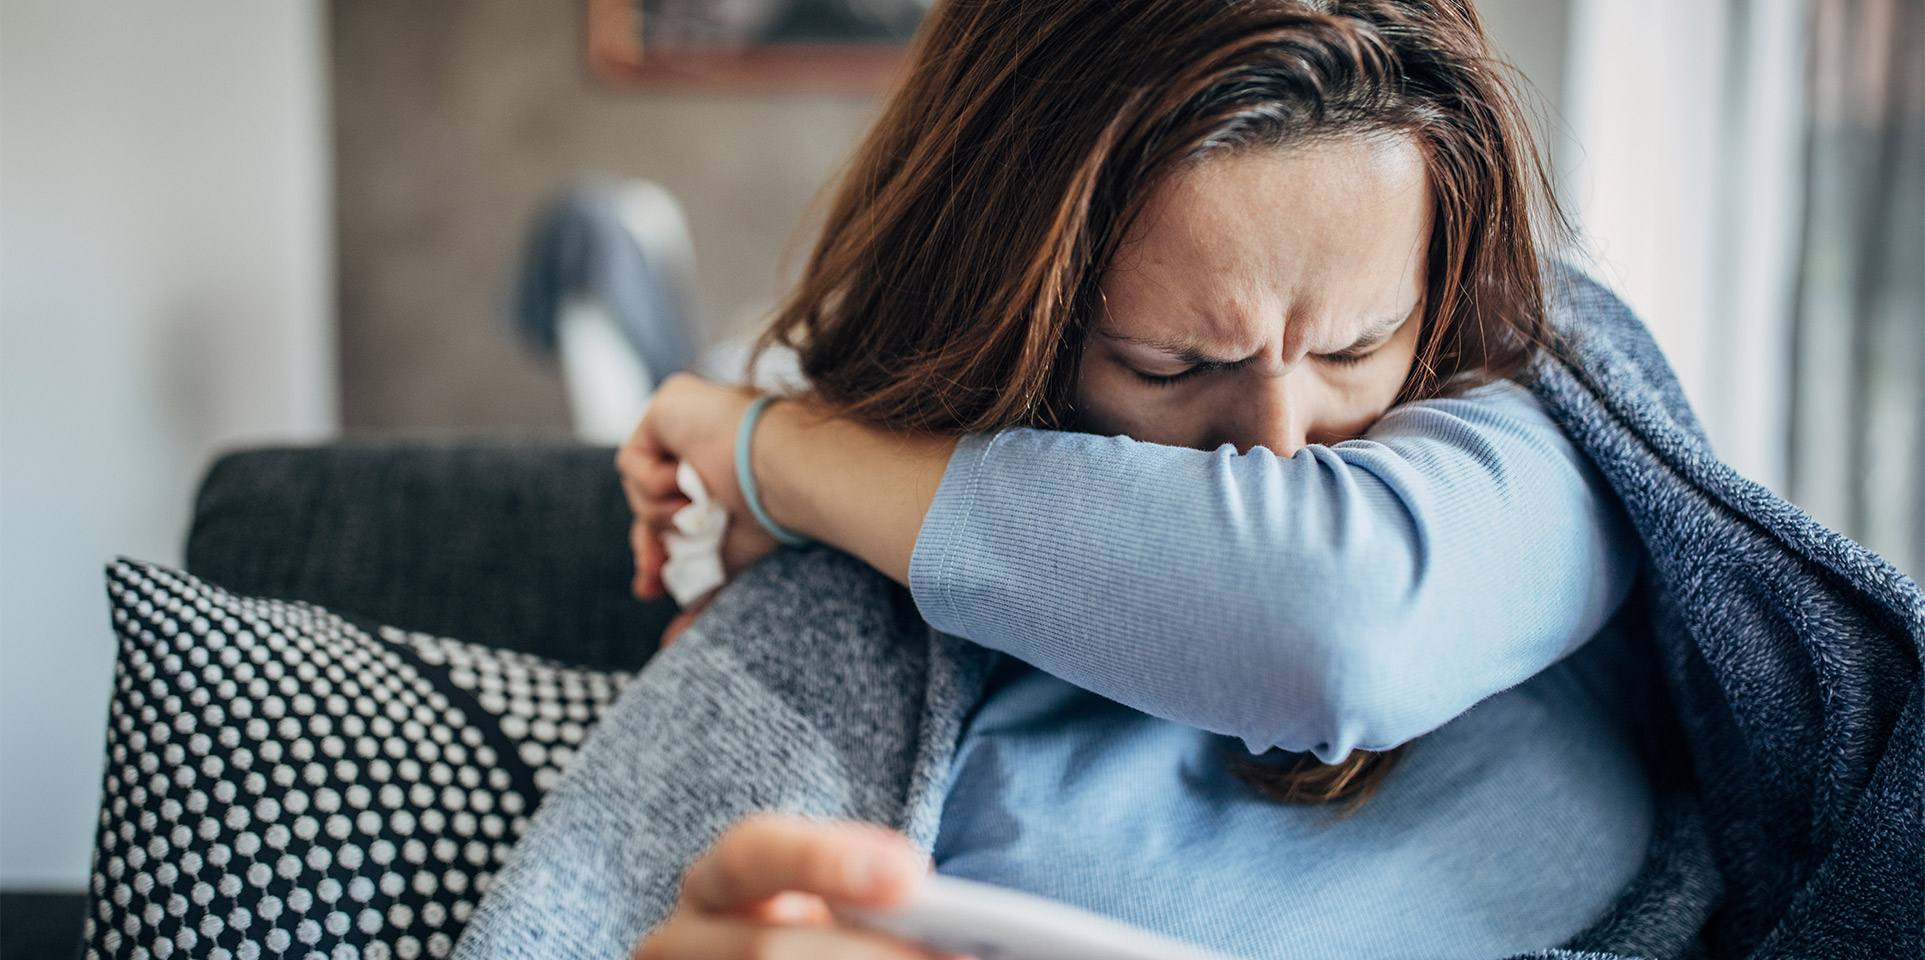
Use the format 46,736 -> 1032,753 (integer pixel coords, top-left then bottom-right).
1133,366 -> 1202,387
1131,358 -> 1241,387
1316,308 -> 1414,367
1312,349 -> 1375,367
1314,336 -> 1398,367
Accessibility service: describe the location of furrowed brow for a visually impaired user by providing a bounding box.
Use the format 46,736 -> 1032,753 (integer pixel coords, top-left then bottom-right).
1097,330 -> 1250,366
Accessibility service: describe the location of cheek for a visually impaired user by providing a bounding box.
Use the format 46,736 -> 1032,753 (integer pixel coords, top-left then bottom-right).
1309,389 -> 1394,444
1312,344 -> 1419,440
1073,355 -> 1193,443
1378,318 -> 1424,399
1071,357 -> 1139,434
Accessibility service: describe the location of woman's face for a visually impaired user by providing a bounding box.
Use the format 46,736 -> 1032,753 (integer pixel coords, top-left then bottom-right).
1078,136 -> 1430,454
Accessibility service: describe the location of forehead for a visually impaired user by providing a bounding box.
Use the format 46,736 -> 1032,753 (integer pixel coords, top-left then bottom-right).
1099,136 -> 1430,347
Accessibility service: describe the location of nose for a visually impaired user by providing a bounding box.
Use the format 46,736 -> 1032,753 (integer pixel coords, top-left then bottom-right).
1226,374 -> 1309,456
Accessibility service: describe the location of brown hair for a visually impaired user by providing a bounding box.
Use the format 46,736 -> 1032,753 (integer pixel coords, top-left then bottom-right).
759,0 -> 1564,803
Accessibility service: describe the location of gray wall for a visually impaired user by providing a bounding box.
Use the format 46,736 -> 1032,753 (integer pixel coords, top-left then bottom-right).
333,0 -> 1570,432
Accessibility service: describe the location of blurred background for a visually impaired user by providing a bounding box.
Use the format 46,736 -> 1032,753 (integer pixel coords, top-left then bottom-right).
0,0 -> 1919,954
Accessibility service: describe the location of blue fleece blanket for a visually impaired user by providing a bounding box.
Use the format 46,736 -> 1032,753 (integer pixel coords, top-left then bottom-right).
1523,266 -> 1922,958
454,268 -> 1923,960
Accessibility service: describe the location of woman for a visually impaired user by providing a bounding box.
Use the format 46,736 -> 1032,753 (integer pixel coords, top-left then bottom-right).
607,1 -> 1653,958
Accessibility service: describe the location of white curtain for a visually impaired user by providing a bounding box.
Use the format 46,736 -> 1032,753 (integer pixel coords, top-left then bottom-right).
1560,0 -> 1809,491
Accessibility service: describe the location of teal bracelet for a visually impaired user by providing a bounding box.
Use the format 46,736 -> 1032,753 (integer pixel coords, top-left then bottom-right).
735,395 -> 813,548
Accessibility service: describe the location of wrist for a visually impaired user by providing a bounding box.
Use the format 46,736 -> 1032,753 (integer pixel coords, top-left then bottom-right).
749,397 -> 823,543
748,397 -> 959,586
736,395 -> 813,547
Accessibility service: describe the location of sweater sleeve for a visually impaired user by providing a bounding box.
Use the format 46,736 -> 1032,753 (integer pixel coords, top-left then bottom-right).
906,380 -> 1639,763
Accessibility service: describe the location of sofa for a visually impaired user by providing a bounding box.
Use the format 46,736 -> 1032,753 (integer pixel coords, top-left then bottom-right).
78,439 -> 677,960
182,439 -> 675,672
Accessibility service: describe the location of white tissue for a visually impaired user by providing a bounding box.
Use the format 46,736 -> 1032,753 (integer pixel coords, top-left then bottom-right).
661,460 -> 728,606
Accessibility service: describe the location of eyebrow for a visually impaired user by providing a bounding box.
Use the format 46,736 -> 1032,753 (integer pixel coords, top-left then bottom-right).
1334,309 -> 1416,353
1099,308 -> 1415,364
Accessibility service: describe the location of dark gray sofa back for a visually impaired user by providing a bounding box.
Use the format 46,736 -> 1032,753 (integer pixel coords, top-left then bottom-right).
184,440 -> 672,670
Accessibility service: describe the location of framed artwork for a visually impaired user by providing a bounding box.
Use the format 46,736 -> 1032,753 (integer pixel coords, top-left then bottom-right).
587,0 -> 932,90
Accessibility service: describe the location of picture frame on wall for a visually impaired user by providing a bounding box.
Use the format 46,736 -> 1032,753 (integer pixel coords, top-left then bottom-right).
587,0 -> 932,90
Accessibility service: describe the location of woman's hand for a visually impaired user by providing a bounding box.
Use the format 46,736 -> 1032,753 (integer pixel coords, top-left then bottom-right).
618,371 -> 957,629
617,374 -> 781,609
633,812 -> 940,960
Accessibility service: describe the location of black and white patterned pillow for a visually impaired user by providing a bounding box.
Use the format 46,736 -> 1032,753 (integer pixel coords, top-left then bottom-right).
86,560 -> 635,960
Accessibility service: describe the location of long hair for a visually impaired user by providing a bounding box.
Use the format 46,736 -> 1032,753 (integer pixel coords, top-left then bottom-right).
758,0 -> 1565,804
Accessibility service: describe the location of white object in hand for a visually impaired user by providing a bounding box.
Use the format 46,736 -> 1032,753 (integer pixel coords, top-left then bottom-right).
835,875 -> 1244,960
660,460 -> 727,606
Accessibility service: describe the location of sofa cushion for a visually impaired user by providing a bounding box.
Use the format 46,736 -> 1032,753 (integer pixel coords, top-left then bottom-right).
85,559 -> 634,960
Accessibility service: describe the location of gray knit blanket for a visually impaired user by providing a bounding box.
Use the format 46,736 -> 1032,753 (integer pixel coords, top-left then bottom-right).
454,268 -> 1923,960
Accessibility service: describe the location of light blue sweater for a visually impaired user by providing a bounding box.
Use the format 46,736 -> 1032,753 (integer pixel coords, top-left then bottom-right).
908,381 -> 1639,761
910,381 -> 1654,956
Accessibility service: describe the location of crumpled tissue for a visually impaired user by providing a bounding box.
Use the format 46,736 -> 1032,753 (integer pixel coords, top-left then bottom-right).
660,460 -> 728,606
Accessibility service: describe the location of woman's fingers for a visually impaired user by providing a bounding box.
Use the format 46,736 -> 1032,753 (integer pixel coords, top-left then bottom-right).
744,891 -> 836,926
614,432 -> 657,492
619,454 -> 683,509
631,815 -> 939,960
638,908 -> 930,960
640,495 -> 690,530
636,455 -> 683,499
684,814 -> 924,914
616,427 -> 684,496
631,521 -> 666,600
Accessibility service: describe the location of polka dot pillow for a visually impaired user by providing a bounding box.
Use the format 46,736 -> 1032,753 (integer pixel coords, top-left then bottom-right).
86,559 -> 635,960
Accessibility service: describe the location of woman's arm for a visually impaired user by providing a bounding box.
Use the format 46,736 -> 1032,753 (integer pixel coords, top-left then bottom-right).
627,376 -> 1636,762
617,378 -> 943,603
753,398 -> 955,587
899,383 -> 1639,761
